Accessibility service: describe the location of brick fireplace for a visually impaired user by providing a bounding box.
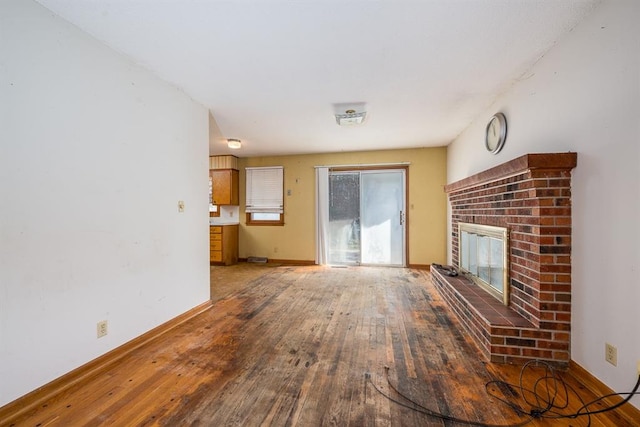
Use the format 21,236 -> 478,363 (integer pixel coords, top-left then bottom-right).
431,153 -> 577,365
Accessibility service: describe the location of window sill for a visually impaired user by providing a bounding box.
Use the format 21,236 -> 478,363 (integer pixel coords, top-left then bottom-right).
245,213 -> 284,226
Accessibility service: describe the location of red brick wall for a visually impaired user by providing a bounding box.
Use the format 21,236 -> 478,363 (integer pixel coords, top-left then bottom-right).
442,153 -> 577,364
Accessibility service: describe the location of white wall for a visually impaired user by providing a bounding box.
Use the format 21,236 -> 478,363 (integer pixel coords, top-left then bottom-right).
0,0 -> 210,406
448,0 -> 639,408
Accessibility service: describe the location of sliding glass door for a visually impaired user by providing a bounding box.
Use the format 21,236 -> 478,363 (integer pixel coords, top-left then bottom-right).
360,170 -> 405,265
327,169 -> 405,266
327,172 -> 360,264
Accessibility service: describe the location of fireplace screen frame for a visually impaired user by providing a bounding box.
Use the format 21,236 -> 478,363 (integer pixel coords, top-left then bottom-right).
458,223 -> 509,305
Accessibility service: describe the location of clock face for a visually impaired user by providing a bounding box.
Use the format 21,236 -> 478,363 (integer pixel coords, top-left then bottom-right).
485,113 -> 507,154
486,118 -> 500,149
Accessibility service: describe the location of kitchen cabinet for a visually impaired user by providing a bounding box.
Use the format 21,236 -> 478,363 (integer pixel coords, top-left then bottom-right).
210,224 -> 239,266
210,169 -> 239,206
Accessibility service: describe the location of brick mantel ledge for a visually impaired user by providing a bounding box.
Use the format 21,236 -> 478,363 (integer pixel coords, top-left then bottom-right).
445,152 -> 577,194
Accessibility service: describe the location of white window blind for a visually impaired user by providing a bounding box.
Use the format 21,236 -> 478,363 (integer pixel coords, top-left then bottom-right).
245,166 -> 284,213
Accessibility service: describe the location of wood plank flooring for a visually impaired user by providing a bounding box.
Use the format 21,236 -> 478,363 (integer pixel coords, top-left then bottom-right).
3,264 -> 636,426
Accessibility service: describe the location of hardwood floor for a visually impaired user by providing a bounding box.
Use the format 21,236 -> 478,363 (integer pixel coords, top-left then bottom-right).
3,264 -> 636,426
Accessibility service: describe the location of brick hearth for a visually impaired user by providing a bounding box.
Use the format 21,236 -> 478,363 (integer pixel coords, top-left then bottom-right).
434,153 -> 577,365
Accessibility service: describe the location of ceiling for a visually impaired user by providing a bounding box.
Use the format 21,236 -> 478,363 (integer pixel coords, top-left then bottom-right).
36,0 -> 601,158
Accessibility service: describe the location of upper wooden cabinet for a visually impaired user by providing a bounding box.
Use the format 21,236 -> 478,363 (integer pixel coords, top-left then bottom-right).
210,168 -> 239,205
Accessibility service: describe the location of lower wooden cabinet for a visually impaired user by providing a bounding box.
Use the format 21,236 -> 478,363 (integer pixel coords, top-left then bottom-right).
210,225 -> 239,266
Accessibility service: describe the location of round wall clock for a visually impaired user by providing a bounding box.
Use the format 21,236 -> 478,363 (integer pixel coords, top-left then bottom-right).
485,113 -> 507,154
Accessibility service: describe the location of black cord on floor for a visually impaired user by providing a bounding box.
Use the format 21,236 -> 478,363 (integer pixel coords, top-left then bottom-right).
485,360 -> 640,424
364,361 -> 640,427
365,366 -> 535,427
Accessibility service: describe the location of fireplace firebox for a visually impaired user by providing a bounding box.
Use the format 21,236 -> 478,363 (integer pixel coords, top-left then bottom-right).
458,223 -> 509,305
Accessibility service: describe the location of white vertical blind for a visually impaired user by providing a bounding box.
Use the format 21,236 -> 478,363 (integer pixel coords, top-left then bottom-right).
245,166 -> 284,213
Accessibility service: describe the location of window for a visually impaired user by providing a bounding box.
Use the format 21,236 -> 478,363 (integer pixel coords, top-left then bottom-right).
245,166 -> 284,226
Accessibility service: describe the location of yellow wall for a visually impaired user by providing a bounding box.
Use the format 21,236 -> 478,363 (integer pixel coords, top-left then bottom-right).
237,147 -> 447,266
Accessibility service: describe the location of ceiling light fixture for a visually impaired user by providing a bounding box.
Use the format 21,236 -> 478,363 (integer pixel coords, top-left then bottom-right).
335,109 -> 366,126
227,138 -> 242,149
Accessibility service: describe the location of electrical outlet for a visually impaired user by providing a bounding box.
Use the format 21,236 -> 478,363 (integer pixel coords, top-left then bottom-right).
177,200 -> 185,213
605,342 -> 617,366
97,320 -> 108,338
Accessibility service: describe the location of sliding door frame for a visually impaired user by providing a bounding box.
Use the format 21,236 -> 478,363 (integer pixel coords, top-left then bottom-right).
328,165 -> 409,267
